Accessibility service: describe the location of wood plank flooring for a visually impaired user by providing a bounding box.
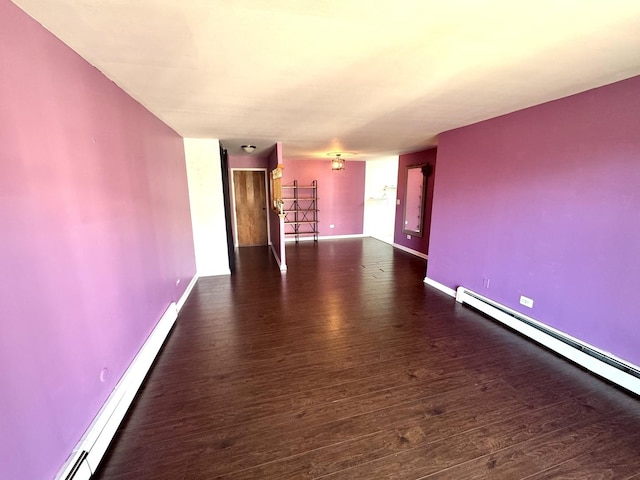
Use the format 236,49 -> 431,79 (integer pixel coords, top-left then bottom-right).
94,238 -> 640,479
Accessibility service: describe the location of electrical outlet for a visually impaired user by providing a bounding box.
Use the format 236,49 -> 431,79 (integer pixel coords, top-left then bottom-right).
396,199 -> 401,205
482,277 -> 490,288
329,224 -> 335,228
520,295 -> 534,308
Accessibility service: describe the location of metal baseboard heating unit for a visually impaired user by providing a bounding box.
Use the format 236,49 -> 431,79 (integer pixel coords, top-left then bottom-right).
456,287 -> 640,396
56,302 -> 179,480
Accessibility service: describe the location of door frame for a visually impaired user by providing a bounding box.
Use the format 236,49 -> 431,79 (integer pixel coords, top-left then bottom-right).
219,145 -> 235,272
230,168 -> 271,248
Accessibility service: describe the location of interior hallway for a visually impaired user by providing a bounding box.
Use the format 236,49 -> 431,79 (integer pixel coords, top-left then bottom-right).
95,238 -> 640,479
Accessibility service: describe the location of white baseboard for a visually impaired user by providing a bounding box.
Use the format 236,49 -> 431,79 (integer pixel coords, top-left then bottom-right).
369,235 -> 394,245
456,287 -> 640,396
197,268 -> 231,277
319,233 -> 366,240
284,236 -> 315,242
177,274 -> 198,313
284,233 -> 366,242
423,277 -> 457,297
393,242 -> 428,260
270,243 -> 287,271
57,451 -> 91,480
56,302 -> 180,479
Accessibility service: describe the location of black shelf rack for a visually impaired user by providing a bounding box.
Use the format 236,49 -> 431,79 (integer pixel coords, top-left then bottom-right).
282,180 -> 318,243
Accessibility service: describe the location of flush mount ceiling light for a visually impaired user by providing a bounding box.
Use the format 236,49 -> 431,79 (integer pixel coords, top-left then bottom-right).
327,151 -> 354,171
241,145 -> 256,154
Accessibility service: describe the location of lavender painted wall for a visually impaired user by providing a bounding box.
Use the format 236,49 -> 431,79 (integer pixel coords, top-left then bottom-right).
283,159 -> 366,236
393,149 -> 437,254
0,3 -> 196,478
428,75 -> 640,366
229,153 -> 269,169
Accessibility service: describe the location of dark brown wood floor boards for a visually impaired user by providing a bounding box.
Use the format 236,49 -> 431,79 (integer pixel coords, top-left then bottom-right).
94,238 -> 640,479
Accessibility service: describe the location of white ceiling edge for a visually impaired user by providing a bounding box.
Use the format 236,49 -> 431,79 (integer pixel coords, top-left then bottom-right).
11,0 -> 640,159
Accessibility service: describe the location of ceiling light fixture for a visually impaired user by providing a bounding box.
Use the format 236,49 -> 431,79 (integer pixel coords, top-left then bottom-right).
241,145 -> 256,154
327,151 -> 354,171
331,153 -> 345,171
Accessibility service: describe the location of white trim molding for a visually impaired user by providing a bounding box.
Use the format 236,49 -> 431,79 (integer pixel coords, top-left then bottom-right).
456,286 -> 640,396
285,233 -> 366,242
320,233 -> 366,240
270,243 -> 287,271
177,274 -> 198,312
197,268 -> 231,277
393,242 -> 428,260
56,300 -> 183,480
423,277 -> 457,297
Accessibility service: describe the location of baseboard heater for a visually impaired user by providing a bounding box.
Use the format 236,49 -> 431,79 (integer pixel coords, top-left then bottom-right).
57,302 -> 179,480
455,287 -> 640,396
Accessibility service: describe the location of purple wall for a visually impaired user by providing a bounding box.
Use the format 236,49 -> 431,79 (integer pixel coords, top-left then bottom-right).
229,153 -> 269,169
283,159 -> 366,236
394,149 -> 437,254
0,3 -> 196,479
428,75 -> 640,366
268,143 -> 283,262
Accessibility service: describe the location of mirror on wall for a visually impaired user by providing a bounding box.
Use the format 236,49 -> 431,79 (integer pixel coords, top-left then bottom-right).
402,165 -> 427,237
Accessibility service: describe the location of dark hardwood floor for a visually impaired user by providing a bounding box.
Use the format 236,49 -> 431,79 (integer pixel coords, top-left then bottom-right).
94,238 -> 640,479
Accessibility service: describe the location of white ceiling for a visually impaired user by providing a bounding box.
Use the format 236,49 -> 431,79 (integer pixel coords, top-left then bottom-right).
12,0 -> 640,159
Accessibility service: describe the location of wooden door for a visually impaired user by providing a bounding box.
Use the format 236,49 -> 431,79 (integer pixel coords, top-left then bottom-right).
233,170 -> 268,246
